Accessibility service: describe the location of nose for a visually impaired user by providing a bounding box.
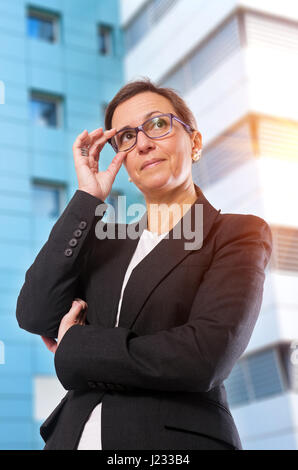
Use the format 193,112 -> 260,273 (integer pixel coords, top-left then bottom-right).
135,129 -> 155,153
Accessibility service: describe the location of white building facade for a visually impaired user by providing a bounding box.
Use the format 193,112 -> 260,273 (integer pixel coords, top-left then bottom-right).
121,0 -> 298,450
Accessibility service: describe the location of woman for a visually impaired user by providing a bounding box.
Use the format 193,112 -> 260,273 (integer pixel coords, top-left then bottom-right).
16,78 -> 272,450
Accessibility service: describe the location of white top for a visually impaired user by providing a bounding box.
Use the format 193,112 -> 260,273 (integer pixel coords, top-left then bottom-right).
77,228 -> 169,450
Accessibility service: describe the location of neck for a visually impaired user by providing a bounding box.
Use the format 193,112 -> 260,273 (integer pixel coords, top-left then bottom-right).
145,182 -> 198,235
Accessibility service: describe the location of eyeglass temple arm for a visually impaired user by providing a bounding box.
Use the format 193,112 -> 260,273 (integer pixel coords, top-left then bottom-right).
172,115 -> 194,132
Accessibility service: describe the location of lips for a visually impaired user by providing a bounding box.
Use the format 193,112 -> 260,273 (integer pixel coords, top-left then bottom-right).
141,159 -> 165,170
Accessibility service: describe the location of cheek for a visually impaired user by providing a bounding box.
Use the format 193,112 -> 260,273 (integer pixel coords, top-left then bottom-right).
125,155 -> 136,173
170,140 -> 190,167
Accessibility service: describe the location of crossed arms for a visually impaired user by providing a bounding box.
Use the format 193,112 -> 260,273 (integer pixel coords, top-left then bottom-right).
16,190 -> 273,393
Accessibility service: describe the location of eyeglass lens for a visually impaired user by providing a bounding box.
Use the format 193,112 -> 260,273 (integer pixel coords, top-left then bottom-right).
112,115 -> 171,152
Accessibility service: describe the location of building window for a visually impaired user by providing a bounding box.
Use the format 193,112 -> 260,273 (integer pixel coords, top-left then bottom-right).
244,11 -> 298,53
224,362 -> 251,407
270,225 -> 298,274
160,14 -> 241,95
124,0 -> 178,52
27,8 -> 59,43
279,341 -> 298,392
247,349 -> 284,401
161,62 -> 190,96
192,119 -> 254,190
32,182 -> 66,219
224,345 -> 287,408
124,6 -> 149,52
98,24 -> 113,55
29,92 -> 62,128
192,114 -> 298,191
160,10 -> 298,96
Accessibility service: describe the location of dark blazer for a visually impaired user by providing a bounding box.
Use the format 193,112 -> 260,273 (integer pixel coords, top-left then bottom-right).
16,183 -> 272,450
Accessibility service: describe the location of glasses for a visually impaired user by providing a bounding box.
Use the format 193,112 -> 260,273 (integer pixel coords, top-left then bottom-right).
108,113 -> 194,153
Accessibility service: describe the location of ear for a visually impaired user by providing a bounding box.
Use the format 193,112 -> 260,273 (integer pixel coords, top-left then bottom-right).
191,130 -> 202,153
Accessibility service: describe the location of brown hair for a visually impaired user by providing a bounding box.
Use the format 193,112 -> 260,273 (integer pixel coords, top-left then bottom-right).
104,76 -> 198,135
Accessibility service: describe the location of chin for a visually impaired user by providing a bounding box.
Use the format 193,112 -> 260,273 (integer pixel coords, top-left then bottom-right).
141,174 -> 170,190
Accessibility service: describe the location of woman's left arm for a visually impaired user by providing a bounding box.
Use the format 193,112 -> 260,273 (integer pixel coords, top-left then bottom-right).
15,190 -> 107,338
54,215 -> 273,393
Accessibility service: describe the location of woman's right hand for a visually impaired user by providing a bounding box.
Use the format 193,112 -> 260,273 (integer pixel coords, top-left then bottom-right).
72,127 -> 128,201
41,298 -> 88,354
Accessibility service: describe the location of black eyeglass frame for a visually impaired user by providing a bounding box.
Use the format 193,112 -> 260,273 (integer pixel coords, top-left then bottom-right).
108,113 -> 195,153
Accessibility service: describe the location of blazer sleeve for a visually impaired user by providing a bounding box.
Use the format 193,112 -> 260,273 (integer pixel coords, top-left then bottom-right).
16,190 -> 108,338
54,215 -> 273,393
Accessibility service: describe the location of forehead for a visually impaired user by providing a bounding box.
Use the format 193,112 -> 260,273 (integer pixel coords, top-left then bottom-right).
111,91 -> 176,129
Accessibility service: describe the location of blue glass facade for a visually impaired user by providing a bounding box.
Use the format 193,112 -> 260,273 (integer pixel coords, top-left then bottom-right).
0,0 -> 142,450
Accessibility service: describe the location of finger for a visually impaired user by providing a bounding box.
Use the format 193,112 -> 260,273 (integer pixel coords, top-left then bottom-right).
64,301 -> 87,325
106,150 -> 128,182
73,298 -> 88,310
71,300 -> 85,313
89,127 -> 104,139
88,128 -> 117,157
73,130 -> 92,166
41,336 -> 57,354
87,129 -> 117,173
87,128 -> 105,150
80,128 -> 116,174
76,309 -> 87,325
73,298 -> 88,325
74,129 -> 103,157
63,301 -> 83,321
74,129 -> 89,149
78,127 -> 105,146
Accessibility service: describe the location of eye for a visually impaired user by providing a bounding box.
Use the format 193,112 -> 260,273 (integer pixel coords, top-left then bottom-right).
120,131 -> 135,143
152,117 -> 167,128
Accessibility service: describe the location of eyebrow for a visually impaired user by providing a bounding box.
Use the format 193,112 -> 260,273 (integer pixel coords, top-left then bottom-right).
117,110 -> 164,132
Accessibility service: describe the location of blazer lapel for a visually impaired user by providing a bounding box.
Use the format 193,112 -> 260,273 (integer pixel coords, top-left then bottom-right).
117,184 -> 221,329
